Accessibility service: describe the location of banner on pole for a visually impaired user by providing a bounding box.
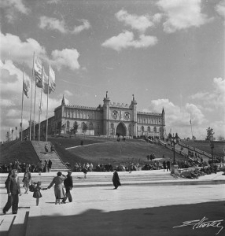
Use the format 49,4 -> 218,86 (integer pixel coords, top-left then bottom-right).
34,56 -> 43,88
23,74 -> 30,98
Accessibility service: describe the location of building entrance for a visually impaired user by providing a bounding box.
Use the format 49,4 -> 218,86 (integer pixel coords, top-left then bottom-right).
116,123 -> 126,136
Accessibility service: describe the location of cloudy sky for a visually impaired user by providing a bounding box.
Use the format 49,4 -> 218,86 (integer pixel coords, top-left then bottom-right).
0,0 -> 224,141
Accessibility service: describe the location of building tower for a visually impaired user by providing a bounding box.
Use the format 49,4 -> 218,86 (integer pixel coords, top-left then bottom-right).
130,94 -> 137,137
103,91 -> 110,135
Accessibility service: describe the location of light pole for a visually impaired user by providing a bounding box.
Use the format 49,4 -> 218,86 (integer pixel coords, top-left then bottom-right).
170,133 -> 179,165
210,141 -> 214,165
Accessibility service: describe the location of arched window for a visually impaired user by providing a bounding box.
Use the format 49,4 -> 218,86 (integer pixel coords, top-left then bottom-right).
148,126 -> 151,132
154,126 -> 157,132
141,126 -> 144,132
67,121 -> 70,128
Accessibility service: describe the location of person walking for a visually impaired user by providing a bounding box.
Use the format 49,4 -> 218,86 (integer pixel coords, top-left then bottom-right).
3,169 -> 21,214
33,182 -> 47,206
112,170 -> 121,189
163,161 -> 166,171
45,144 -> 48,153
62,171 -> 73,203
22,168 -> 31,194
166,160 -> 170,171
47,172 -> 66,204
48,160 -> 52,172
3,171 -> 12,214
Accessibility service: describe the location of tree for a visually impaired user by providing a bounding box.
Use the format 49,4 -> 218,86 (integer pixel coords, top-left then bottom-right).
205,127 -> 214,141
73,121 -> 79,135
82,122 -> 88,135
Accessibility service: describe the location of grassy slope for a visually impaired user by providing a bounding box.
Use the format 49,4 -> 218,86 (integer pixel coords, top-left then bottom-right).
1,138 -> 223,167
66,141 -> 185,166
182,141 -> 225,156
0,140 -> 40,164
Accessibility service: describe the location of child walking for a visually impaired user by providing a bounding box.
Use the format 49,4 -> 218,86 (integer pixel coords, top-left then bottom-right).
33,182 -> 47,206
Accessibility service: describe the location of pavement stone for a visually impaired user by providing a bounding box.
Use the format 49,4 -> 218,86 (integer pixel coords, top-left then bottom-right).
0,171 -> 224,236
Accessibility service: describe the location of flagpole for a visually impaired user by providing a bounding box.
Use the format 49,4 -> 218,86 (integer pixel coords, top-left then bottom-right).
33,74 -> 37,140
38,88 -> 43,141
38,66 -> 44,141
30,53 -> 35,141
45,71 -> 50,142
20,70 -> 25,141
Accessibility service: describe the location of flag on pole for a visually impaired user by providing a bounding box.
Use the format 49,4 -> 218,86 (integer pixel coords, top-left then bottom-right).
49,65 -> 56,93
42,67 -> 49,94
23,74 -> 30,98
39,101 -> 42,114
34,56 -> 43,88
43,66 -> 56,94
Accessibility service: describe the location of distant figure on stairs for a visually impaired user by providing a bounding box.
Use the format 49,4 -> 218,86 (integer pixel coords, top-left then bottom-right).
51,145 -> 55,152
45,144 -> 49,153
43,160 -> 48,172
48,160 -> 52,172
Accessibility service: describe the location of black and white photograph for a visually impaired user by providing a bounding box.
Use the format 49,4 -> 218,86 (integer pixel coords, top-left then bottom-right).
0,0 -> 225,236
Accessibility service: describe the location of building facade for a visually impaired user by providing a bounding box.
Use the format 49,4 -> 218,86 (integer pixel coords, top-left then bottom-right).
23,94 -> 166,139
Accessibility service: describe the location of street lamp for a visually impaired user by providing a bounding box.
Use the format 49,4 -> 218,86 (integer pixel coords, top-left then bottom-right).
210,141 -> 214,165
170,133 -> 179,165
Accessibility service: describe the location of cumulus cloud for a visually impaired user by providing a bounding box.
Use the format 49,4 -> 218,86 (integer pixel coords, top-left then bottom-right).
143,98 -> 207,138
116,10 -> 154,33
0,31 -> 46,68
39,16 -> 67,33
102,31 -> 157,51
215,0 -> 225,18
0,0 -> 29,23
157,0 -> 210,33
51,48 -> 80,70
190,78 -> 225,109
39,16 -> 91,34
0,31 -> 81,71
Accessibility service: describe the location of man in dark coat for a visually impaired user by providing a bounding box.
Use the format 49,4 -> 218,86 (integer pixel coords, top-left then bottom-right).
48,160 -> 52,172
163,161 -> 166,171
112,170 -> 121,189
3,169 -> 21,214
62,171 -> 73,203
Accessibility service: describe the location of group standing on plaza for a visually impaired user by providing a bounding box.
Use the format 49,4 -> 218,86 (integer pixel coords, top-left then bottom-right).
2,168 -> 121,214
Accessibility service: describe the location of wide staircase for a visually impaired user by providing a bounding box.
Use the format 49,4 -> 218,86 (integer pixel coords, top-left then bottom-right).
31,141 -> 68,171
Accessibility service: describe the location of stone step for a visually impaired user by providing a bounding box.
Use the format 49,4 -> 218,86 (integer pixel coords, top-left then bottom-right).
8,210 -> 28,236
0,215 -> 15,236
31,141 -> 68,171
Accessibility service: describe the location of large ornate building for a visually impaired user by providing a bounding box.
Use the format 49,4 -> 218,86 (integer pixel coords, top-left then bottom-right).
23,93 -> 166,139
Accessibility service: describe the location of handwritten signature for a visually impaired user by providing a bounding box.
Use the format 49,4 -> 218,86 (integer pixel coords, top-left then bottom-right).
173,217 -> 224,235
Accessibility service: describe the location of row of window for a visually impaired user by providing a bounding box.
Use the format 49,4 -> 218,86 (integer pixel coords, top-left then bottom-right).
65,121 -> 100,130
138,126 -> 163,133
64,109 -> 102,120
137,117 -> 162,125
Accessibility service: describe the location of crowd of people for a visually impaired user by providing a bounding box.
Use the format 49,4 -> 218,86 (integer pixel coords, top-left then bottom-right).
0,159 -> 52,173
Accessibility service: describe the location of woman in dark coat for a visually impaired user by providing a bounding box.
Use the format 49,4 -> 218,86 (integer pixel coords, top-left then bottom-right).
112,170 -> 121,189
